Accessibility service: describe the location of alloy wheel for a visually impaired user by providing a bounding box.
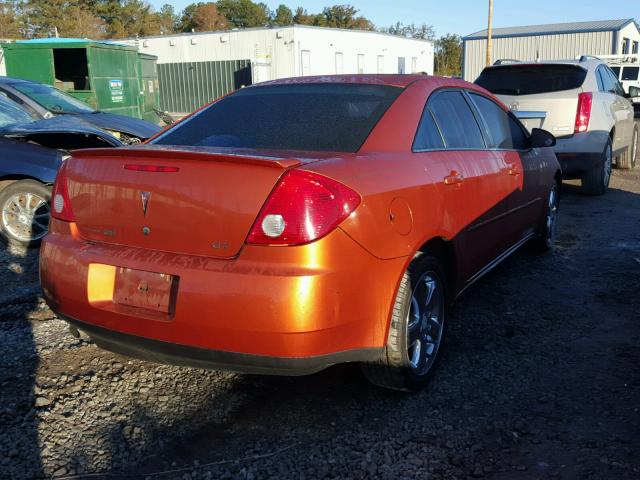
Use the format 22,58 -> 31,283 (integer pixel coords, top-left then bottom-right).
406,272 -> 445,376
1,192 -> 50,243
545,185 -> 559,245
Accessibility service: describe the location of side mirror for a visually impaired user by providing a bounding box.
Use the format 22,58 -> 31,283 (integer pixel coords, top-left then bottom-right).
628,86 -> 640,98
530,128 -> 556,148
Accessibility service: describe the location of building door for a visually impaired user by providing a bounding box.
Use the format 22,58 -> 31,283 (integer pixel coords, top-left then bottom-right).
301,50 -> 311,76
398,57 -> 406,74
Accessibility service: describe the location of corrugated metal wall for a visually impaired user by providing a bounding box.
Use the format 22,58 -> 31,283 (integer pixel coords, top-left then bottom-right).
157,59 -> 252,114
463,31 -> 614,80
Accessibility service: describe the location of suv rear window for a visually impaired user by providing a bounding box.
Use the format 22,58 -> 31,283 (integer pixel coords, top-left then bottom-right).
622,67 -> 639,81
475,65 -> 587,95
153,83 -> 402,152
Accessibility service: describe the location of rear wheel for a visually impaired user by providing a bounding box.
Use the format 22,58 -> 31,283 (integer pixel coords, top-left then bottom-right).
617,125 -> 638,170
361,253 -> 446,392
533,182 -> 560,251
0,180 -> 51,247
581,138 -> 612,195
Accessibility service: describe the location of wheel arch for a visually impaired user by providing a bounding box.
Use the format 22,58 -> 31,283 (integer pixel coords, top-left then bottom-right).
416,237 -> 458,302
0,175 -> 51,193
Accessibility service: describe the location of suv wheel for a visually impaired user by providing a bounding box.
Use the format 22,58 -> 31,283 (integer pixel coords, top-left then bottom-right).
617,125 -> 638,170
0,180 -> 51,247
361,253 -> 446,392
582,138 -> 612,195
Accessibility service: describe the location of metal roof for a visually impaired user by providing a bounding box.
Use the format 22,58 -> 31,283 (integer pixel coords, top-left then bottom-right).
464,19 -> 637,40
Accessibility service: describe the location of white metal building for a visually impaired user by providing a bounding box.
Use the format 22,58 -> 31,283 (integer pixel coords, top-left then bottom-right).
462,19 -> 640,81
123,25 -> 434,82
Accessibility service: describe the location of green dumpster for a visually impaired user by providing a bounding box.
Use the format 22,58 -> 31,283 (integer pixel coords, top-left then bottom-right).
1,38 -> 159,121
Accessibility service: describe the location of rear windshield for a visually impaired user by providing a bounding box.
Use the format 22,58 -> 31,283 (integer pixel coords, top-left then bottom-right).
622,66 -> 639,81
153,83 -> 402,152
475,65 -> 587,95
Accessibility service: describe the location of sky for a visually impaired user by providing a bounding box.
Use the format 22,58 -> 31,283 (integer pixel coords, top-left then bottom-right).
150,0 -> 638,37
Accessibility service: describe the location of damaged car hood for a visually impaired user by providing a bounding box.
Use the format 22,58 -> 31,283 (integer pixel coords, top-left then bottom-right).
0,116 -> 123,147
72,112 -> 161,139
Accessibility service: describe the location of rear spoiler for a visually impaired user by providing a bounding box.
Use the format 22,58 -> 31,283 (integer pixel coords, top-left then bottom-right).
69,147 -> 302,170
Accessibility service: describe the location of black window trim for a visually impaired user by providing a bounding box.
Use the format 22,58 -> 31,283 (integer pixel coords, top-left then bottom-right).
412,87 -> 532,154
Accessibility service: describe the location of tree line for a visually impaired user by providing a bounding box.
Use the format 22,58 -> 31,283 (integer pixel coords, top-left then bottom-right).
0,0 -> 462,75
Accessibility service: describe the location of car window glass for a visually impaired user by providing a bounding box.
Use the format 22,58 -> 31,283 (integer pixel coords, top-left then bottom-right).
610,66 -> 621,78
603,67 -> 624,96
0,95 -> 35,127
413,107 -> 444,150
595,68 -> 606,91
428,91 -> 485,149
154,84 -> 402,153
622,67 -> 639,81
11,82 -> 94,114
475,65 -> 587,95
469,93 -> 527,150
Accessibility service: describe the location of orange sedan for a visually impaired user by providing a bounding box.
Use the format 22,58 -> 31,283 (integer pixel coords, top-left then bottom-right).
40,75 -> 561,391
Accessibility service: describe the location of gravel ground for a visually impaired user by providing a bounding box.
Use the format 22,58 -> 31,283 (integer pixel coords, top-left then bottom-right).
1,169 -> 639,480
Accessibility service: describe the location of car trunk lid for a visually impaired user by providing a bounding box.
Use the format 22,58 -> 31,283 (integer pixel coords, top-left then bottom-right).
65,147 -> 302,258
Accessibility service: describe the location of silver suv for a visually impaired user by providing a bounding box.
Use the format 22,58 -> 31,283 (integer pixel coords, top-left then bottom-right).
476,59 -> 638,195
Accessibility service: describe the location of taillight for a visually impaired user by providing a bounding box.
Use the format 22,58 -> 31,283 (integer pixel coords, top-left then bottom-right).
50,160 -> 75,222
574,92 -> 592,133
247,170 -> 361,246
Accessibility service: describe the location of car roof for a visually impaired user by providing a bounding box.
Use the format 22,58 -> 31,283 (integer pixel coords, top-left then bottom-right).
254,74 -> 481,92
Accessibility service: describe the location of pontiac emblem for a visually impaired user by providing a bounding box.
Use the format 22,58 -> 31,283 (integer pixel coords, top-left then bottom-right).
141,191 -> 151,216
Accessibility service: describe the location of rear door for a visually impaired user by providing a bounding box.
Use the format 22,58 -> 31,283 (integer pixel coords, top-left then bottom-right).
475,64 -> 587,136
599,66 -> 634,149
414,89 -> 515,281
468,91 -> 545,243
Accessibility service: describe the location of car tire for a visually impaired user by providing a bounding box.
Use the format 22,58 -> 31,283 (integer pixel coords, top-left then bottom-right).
0,180 -> 51,248
617,125 -> 638,170
581,138 -> 612,195
533,182 -> 560,252
361,253 -> 446,392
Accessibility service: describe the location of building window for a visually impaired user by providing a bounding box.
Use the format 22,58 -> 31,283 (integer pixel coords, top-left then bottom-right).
377,55 -> 384,73
301,50 -> 310,76
357,54 -> 365,74
398,57 -> 406,74
622,37 -> 630,54
411,57 -> 417,73
335,52 -> 343,74
633,41 -> 639,55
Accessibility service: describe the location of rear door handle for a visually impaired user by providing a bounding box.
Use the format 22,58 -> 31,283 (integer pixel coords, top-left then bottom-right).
444,171 -> 464,185
506,163 -> 520,176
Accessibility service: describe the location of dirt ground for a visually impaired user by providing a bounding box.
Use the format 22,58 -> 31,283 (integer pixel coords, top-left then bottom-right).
0,167 -> 639,479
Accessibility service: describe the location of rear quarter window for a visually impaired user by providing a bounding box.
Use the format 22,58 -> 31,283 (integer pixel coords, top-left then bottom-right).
475,65 -> 587,95
153,83 -> 402,153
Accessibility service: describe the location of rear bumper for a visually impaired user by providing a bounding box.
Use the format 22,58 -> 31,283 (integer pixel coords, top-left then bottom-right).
554,132 -> 608,178
40,219 -> 406,371
63,315 -> 382,375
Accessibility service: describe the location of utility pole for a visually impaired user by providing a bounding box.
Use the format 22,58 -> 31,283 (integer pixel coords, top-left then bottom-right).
486,0 -> 493,66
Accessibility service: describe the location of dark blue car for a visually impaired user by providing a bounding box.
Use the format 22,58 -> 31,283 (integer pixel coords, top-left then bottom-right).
0,77 -> 162,143
0,95 -> 126,247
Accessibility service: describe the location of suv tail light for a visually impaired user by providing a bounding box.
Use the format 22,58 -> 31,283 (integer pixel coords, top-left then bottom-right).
247,170 -> 361,246
574,92 -> 592,133
50,161 -> 75,222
